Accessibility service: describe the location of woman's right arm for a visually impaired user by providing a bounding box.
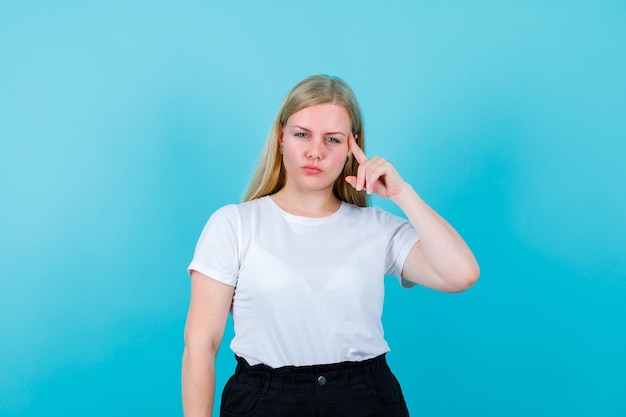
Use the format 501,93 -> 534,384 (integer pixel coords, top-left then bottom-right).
182,270 -> 235,417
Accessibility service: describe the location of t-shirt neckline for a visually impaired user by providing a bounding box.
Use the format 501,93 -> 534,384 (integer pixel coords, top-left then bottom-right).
263,195 -> 347,224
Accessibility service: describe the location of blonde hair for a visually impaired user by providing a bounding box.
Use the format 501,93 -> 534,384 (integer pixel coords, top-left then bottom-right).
243,75 -> 367,207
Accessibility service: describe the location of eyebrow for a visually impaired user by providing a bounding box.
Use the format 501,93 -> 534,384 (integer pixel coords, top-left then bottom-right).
291,125 -> 347,136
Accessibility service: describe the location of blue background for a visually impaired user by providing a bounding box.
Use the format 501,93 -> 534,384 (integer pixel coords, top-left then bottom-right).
1,1 -> 625,416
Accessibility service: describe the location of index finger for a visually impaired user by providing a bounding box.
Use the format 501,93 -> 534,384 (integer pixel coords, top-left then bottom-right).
349,132 -> 368,164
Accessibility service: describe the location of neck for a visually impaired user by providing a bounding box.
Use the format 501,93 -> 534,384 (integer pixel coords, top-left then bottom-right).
271,188 -> 341,218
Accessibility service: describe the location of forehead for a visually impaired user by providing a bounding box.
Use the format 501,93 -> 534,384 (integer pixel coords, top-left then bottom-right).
285,104 -> 351,130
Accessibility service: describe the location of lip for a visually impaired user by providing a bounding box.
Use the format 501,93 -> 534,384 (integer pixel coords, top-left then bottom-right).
302,165 -> 322,174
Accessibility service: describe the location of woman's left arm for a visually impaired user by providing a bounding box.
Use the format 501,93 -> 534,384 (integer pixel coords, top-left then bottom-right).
345,135 -> 479,293
391,185 -> 479,292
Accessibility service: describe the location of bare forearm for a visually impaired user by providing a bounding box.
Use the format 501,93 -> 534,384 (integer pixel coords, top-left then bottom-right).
392,183 -> 479,288
182,345 -> 216,417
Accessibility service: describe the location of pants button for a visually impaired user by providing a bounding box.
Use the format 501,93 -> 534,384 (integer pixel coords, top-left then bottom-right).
317,375 -> 327,386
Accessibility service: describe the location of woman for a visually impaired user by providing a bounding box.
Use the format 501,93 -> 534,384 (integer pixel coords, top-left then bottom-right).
182,75 -> 479,417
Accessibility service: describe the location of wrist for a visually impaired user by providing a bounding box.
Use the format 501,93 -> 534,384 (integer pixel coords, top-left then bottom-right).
390,182 -> 418,205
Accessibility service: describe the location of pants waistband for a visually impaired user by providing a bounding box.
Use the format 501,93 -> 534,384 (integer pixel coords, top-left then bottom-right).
232,354 -> 390,389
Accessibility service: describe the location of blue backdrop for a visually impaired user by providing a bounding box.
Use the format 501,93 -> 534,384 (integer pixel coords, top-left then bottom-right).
1,1 -> 625,416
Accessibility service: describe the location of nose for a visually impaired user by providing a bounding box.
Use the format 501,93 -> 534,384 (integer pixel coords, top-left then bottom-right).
307,139 -> 323,160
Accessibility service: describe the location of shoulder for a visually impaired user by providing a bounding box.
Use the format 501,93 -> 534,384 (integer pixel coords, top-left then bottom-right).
209,198 -> 263,219
343,203 -> 413,237
207,203 -> 239,224
205,198 -> 269,231
342,203 -> 404,224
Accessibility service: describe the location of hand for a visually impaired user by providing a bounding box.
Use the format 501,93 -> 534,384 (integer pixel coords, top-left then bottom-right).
345,133 -> 408,199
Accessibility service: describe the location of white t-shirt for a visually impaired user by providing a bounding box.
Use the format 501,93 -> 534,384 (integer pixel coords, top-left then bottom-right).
188,196 -> 419,368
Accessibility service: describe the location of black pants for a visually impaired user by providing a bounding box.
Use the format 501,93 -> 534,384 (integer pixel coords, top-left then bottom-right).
220,354 -> 410,417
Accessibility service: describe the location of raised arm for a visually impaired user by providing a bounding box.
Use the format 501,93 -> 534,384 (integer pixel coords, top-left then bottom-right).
391,185 -> 479,292
182,271 -> 235,417
345,134 -> 479,293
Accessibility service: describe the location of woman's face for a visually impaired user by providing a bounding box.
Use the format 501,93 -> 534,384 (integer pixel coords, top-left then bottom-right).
280,103 -> 352,196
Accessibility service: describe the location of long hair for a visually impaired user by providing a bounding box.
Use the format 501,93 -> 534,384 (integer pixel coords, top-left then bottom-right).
243,75 -> 367,207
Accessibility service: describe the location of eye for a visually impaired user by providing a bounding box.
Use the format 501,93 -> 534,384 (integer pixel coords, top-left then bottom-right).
326,136 -> 340,144
295,132 -> 308,138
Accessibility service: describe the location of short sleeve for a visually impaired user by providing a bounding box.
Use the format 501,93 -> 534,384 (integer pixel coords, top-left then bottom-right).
375,208 -> 420,287
187,205 -> 240,287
